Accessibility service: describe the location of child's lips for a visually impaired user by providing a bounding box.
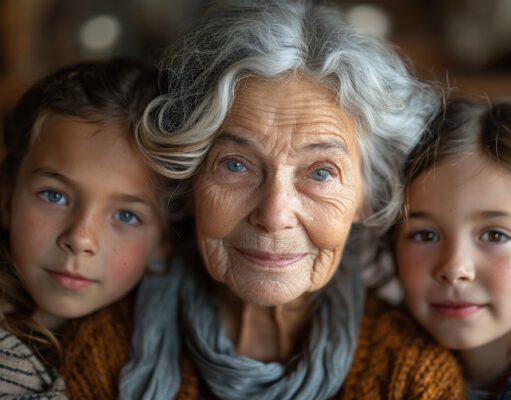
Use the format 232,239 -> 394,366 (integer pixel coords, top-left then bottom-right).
430,301 -> 485,319
46,269 -> 97,291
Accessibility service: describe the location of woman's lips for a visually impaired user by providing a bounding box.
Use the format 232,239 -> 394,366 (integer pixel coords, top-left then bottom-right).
235,248 -> 306,268
46,270 -> 97,291
430,301 -> 485,319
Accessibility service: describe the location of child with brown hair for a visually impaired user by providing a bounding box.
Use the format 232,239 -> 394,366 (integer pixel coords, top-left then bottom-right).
397,97 -> 511,399
0,57 -> 172,397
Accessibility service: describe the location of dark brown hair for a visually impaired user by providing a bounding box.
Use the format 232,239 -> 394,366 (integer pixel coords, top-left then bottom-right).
402,97 -> 511,187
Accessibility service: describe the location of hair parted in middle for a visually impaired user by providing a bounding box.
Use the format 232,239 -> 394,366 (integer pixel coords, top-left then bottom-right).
137,0 -> 441,232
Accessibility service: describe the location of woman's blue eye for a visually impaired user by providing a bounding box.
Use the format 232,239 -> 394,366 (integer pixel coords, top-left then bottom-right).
481,230 -> 510,244
115,210 -> 140,225
225,159 -> 246,173
410,230 -> 438,242
39,190 -> 67,205
309,168 -> 332,182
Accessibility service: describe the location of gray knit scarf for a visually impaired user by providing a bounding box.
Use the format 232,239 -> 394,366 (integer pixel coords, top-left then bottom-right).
120,254 -> 364,400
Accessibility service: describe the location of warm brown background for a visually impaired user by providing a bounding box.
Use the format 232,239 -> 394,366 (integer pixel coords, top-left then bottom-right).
1,0 -> 510,136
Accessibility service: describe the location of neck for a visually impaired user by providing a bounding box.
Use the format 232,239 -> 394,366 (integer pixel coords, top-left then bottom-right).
458,332 -> 511,393
217,285 -> 316,362
32,309 -> 67,332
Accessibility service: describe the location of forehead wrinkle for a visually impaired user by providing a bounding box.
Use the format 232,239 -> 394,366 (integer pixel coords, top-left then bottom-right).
231,95 -> 348,130
225,106 -> 352,150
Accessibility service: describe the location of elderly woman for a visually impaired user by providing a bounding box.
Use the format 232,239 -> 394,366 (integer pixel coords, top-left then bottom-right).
59,1 -> 465,399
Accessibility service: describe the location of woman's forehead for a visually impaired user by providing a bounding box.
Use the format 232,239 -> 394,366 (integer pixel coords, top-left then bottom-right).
224,76 -> 358,148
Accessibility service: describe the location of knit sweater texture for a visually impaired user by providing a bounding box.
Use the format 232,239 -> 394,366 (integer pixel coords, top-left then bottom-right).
60,292 -> 466,400
0,327 -> 67,399
341,294 -> 466,399
59,293 -> 134,400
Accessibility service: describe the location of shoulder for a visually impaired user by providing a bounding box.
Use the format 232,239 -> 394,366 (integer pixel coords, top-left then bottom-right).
0,327 -> 66,396
341,293 -> 466,400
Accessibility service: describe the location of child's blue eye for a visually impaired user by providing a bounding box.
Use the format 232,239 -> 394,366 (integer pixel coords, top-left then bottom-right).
115,210 -> 140,225
225,159 -> 246,173
410,230 -> 439,242
309,168 -> 332,182
39,190 -> 67,205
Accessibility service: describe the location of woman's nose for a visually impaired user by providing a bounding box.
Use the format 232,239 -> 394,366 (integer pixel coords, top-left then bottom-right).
57,210 -> 99,256
434,242 -> 475,284
248,175 -> 299,234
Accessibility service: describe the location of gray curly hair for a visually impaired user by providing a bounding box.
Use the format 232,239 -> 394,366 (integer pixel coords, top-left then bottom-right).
137,0 -> 440,231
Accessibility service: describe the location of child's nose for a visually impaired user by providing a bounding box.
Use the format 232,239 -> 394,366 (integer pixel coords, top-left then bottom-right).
57,211 -> 99,256
434,242 -> 475,284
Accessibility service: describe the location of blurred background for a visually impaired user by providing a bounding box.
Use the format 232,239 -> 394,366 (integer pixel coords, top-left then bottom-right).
1,0 -> 511,132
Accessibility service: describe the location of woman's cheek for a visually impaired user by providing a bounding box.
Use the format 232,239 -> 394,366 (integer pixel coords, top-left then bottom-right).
197,236 -> 231,283
194,183 -> 249,238
303,194 -> 358,251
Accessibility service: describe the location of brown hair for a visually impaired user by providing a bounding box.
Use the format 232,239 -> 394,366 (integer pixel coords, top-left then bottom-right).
402,97 -> 511,187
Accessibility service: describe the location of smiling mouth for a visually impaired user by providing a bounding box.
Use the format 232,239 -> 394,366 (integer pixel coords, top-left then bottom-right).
430,302 -> 485,319
235,248 -> 306,268
46,270 -> 97,291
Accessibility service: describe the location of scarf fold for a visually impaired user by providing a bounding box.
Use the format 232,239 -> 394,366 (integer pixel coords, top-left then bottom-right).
120,254 -> 364,400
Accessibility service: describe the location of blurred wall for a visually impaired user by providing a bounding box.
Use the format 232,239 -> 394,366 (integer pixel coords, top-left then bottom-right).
1,0 -> 510,133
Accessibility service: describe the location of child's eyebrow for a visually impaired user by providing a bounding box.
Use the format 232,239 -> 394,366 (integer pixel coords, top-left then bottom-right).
476,210 -> 511,219
407,211 -> 431,219
408,210 -> 511,220
111,194 -> 154,208
32,168 -> 72,185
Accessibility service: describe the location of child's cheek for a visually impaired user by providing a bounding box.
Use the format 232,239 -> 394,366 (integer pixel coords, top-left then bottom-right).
105,242 -> 150,288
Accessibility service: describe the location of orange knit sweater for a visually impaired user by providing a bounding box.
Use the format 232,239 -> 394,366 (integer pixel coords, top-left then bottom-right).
59,293 -> 466,400
341,294 -> 466,399
59,293 -> 134,400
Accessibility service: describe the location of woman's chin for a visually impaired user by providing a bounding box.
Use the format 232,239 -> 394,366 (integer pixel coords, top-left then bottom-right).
229,279 -> 308,307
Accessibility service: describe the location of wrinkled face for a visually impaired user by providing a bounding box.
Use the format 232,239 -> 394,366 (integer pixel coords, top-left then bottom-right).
397,153 -> 511,350
4,114 -> 164,328
193,76 -> 363,306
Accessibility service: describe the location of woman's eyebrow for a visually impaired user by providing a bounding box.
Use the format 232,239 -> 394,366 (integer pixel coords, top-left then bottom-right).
302,139 -> 348,154
215,132 -> 253,146
216,131 -> 349,154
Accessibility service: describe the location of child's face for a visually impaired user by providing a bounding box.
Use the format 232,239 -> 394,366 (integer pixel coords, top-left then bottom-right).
396,153 -> 511,350
3,114 -> 164,329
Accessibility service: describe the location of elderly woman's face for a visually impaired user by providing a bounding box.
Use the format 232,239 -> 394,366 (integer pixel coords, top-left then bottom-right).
193,76 -> 363,306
